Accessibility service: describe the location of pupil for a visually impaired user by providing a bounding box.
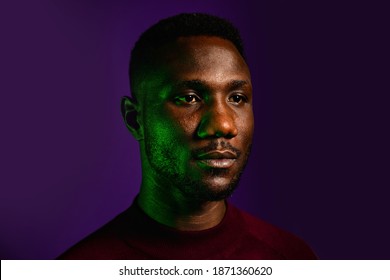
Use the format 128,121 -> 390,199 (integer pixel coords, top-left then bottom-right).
186,96 -> 193,102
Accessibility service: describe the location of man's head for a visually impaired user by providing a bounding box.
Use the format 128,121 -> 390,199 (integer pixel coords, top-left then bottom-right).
121,13 -> 254,203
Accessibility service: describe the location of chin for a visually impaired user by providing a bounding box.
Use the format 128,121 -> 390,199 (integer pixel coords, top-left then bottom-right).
179,174 -> 240,202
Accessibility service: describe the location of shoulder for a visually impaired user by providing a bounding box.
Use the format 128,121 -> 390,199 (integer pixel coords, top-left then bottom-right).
57,212 -> 146,260
229,204 -> 317,259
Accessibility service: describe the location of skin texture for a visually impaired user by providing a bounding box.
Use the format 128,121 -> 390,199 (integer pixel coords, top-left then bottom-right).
122,36 -> 254,230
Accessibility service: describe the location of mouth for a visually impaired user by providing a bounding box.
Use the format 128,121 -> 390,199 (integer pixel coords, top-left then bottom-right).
195,150 -> 237,169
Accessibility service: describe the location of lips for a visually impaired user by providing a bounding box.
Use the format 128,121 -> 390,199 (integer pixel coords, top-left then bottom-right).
195,150 -> 237,169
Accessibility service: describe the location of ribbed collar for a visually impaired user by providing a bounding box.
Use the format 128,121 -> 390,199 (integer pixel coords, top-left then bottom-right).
118,198 -> 245,259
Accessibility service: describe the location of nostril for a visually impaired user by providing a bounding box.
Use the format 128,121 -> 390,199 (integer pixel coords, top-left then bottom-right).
197,111 -> 238,139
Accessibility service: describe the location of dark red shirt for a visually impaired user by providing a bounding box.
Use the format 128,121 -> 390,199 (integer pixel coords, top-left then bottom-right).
58,201 -> 317,259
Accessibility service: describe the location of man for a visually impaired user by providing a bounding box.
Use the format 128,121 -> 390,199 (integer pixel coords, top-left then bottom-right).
58,13 -> 316,259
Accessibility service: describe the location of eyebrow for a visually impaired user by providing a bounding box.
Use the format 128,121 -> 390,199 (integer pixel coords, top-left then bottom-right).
174,80 -> 208,90
173,79 -> 250,91
227,80 -> 250,91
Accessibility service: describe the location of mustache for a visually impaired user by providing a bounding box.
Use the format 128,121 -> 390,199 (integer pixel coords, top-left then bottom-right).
191,141 -> 241,158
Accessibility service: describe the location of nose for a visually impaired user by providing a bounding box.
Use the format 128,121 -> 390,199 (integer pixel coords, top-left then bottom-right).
197,100 -> 238,139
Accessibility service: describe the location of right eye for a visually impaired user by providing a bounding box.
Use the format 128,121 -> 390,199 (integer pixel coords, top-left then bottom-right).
174,94 -> 201,105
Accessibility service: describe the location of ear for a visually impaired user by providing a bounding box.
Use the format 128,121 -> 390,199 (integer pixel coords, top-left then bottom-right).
121,96 -> 144,140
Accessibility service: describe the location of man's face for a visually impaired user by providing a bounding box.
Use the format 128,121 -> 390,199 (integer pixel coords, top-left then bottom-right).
139,36 -> 254,202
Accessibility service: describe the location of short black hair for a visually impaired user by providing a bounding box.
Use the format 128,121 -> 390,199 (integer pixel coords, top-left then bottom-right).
129,13 -> 245,99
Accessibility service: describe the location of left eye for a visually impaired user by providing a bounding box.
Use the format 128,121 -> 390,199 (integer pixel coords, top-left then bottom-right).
175,94 -> 201,105
228,94 -> 247,104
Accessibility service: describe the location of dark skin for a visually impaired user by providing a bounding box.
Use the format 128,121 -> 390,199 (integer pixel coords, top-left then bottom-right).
122,36 -> 254,231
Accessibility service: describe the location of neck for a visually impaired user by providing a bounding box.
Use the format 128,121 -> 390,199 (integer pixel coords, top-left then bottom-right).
137,181 -> 226,231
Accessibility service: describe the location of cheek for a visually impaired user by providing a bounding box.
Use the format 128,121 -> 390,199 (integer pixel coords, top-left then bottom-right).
162,104 -> 200,138
144,107 -> 197,145
176,113 -> 199,137
239,115 -> 254,146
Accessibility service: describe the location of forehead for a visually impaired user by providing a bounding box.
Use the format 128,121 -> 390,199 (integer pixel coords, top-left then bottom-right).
156,36 -> 251,85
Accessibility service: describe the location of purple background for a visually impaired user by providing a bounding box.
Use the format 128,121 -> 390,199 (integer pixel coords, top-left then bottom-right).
1,0 -> 389,259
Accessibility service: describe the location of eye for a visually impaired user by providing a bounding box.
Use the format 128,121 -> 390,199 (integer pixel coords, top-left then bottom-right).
228,94 -> 248,104
174,94 -> 201,105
